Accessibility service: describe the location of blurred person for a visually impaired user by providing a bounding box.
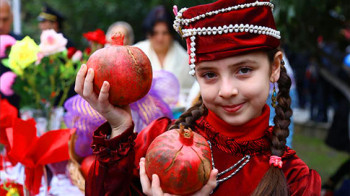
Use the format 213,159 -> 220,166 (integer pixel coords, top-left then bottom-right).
321,53 -> 350,196
134,5 -> 195,106
0,0 -> 21,39
37,4 -> 74,48
0,0 -> 23,109
106,21 -> 134,46
305,56 -> 319,121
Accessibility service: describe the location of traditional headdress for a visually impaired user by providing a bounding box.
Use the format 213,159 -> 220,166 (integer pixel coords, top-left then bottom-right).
173,0 -> 281,75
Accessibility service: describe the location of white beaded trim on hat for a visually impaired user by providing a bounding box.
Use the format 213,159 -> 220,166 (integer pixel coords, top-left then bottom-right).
173,1 -> 280,76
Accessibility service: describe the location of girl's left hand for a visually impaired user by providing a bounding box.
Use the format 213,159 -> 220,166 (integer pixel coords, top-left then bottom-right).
139,157 -> 218,196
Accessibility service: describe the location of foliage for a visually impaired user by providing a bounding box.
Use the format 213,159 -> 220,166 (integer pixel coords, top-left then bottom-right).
21,0 -> 215,49
273,0 -> 350,54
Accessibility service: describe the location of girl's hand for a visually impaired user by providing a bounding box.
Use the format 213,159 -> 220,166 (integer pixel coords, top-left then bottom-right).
139,157 -> 218,196
75,64 -> 133,137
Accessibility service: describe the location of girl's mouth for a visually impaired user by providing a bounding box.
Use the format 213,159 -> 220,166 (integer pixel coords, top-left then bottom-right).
222,103 -> 244,113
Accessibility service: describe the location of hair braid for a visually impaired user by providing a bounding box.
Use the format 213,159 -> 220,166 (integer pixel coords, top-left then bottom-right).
271,65 -> 292,156
169,96 -> 207,130
252,50 -> 293,196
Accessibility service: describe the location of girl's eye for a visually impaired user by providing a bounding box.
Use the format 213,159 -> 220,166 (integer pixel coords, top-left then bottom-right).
237,67 -> 252,75
201,72 -> 217,79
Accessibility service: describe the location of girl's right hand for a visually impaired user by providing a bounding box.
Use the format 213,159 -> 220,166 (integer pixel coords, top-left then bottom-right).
75,64 -> 133,138
139,157 -> 218,196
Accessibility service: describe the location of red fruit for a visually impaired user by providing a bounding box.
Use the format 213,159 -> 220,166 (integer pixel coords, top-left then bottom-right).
86,34 -> 152,106
145,124 -> 212,195
80,155 -> 96,178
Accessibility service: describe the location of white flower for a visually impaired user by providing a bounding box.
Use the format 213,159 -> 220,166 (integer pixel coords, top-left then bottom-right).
39,29 -> 68,56
72,50 -> 83,62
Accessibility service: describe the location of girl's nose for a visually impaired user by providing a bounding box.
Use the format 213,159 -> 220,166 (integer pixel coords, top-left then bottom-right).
218,79 -> 238,98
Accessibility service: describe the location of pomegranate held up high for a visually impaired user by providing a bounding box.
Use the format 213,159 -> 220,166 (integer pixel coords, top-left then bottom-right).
86,34 -> 152,106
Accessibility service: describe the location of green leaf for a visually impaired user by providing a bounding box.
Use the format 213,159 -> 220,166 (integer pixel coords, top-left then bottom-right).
1,58 -> 10,68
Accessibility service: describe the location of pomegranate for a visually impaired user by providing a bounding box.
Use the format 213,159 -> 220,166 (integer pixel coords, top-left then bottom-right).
145,124 -> 212,195
86,34 -> 152,106
80,155 -> 96,179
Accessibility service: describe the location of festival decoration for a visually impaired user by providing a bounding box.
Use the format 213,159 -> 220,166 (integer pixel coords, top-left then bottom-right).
4,118 -> 74,195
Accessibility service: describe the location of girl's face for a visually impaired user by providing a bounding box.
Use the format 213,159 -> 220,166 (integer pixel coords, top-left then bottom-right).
196,51 -> 281,126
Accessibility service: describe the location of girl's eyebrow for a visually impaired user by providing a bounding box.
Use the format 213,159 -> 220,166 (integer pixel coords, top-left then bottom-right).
230,59 -> 258,67
196,66 -> 216,72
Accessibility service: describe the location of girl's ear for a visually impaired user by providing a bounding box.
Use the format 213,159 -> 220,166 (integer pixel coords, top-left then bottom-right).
270,51 -> 283,83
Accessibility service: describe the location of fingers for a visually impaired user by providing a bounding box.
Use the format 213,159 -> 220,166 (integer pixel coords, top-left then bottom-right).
83,68 -> 97,102
151,174 -> 164,196
75,64 -> 87,95
193,169 -> 218,196
140,158 -> 152,195
98,81 -> 110,104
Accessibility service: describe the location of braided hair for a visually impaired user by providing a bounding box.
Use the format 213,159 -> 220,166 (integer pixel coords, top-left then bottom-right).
252,49 -> 292,196
169,96 -> 207,130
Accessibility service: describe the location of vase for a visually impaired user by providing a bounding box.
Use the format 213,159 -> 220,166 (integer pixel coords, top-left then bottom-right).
20,106 -> 65,134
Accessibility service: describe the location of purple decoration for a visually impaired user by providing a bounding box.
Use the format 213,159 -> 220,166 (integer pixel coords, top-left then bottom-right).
64,95 -> 106,157
64,70 -> 180,157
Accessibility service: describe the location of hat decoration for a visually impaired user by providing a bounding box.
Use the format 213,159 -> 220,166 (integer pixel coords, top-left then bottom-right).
173,0 -> 281,76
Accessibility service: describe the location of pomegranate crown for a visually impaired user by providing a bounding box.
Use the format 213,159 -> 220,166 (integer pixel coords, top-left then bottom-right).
110,33 -> 125,46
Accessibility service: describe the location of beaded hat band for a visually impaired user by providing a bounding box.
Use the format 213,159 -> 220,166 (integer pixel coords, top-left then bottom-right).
173,0 -> 281,76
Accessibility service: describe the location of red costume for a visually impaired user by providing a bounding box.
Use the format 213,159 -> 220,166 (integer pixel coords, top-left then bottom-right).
86,105 -> 321,195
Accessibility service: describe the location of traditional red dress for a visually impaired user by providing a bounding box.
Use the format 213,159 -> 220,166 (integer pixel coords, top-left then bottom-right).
86,105 -> 321,196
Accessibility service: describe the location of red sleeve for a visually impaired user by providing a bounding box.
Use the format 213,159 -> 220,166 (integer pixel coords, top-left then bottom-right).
85,117 -> 171,196
289,169 -> 321,196
283,149 -> 322,196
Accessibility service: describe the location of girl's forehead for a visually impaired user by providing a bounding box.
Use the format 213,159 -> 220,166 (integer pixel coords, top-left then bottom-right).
196,51 -> 267,68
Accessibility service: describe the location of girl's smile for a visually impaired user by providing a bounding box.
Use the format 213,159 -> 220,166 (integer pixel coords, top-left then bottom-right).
221,102 -> 245,113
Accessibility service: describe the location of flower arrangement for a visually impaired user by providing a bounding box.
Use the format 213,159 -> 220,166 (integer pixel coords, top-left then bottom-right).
1,30 -> 85,132
2,31 -> 82,109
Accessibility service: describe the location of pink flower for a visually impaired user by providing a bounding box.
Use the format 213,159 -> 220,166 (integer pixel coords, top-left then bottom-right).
35,52 -> 44,65
0,71 -> 17,96
39,29 -> 68,56
72,50 -> 83,62
0,35 -> 16,58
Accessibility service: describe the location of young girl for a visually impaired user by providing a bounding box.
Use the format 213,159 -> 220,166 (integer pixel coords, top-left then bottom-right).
75,0 -> 321,195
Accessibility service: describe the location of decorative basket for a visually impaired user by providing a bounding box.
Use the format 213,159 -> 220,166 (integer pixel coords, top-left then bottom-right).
67,131 -> 85,193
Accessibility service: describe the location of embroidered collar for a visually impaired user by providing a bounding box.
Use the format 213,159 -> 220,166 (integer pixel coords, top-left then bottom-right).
196,104 -> 271,155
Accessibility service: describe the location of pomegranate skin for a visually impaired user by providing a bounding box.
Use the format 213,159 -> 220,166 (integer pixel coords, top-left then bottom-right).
86,41 -> 152,106
145,127 -> 212,195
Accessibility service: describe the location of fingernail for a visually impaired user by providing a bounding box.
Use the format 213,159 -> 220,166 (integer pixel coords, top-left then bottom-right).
88,68 -> 93,73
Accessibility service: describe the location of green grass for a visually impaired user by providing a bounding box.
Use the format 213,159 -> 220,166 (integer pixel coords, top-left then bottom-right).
293,125 -> 349,182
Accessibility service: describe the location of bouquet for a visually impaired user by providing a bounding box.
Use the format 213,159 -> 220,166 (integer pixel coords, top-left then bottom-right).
1,30 -> 85,131
2,30 -> 84,109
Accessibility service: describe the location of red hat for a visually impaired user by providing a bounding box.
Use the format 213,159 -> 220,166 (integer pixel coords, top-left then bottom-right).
173,0 -> 281,75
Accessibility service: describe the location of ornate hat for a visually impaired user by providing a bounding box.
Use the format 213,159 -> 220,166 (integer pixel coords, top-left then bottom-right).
173,0 -> 281,75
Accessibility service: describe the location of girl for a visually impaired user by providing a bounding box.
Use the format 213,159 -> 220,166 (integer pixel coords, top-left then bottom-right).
75,0 -> 321,195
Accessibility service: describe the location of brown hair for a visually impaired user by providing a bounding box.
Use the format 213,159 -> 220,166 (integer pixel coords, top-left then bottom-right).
252,49 -> 292,196
169,97 -> 207,130
171,49 -> 292,195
